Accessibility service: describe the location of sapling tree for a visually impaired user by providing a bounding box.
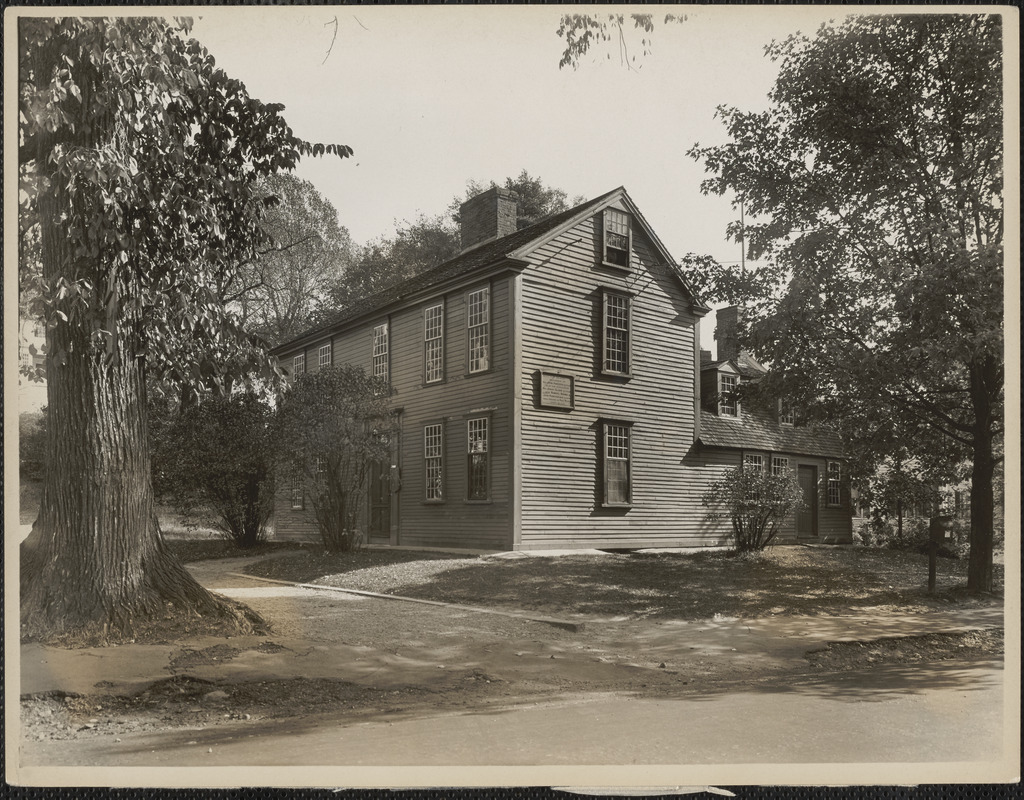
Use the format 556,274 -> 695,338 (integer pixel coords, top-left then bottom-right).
19,16 -> 353,642
275,366 -> 394,553
703,467 -> 804,552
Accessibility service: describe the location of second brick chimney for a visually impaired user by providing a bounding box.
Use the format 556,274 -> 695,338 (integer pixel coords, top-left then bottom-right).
460,187 -> 518,252
715,305 -> 741,362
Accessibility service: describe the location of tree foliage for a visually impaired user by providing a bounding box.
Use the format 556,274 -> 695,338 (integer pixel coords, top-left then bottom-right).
450,170 -> 584,230
557,13 -> 686,70
19,16 -> 352,641
232,174 -> 354,348
688,14 -> 1003,592
275,366 -> 395,553
703,467 -> 804,552
152,391 -> 276,548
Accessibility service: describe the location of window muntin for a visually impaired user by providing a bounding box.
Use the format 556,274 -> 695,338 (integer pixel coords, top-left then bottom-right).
603,422 -> 632,506
827,461 -> 842,506
424,423 -> 444,501
719,373 -> 738,417
318,343 -> 332,368
602,291 -> 631,375
467,288 -> 490,373
603,208 -> 631,268
467,417 -> 489,500
771,456 -> 789,476
779,401 -> 796,425
373,323 -> 389,381
292,353 -> 306,377
424,303 -> 445,384
744,454 -> 764,472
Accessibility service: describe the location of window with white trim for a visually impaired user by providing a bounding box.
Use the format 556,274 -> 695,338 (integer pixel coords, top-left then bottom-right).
318,343 -> 332,369
292,353 -> 306,378
602,291 -> 631,375
603,208 -> 631,268
719,373 -> 738,417
424,423 -> 444,501
467,417 -> 489,500
779,400 -> 796,425
290,482 -> 304,510
827,461 -> 842,506
424,303 -> 444,384
373,323 -> 389,381
467,287 -> 490,373
771,456 -> 789,476
744,454 -> 764,472
602,421 -> 632,506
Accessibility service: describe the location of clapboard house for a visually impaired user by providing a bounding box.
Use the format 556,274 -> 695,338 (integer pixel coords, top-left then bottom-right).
697,306 -> 852,543
271,187 -> 851,550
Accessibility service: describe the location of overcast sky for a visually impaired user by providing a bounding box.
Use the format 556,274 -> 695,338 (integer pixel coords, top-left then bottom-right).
190,6 -> 851,267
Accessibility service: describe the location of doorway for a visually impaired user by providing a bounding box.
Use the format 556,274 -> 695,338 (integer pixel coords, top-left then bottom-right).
797,465 -> 818,539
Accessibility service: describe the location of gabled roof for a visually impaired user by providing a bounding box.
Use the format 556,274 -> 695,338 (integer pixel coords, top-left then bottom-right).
273,187 -> 706,354
701,357 -> 767,380
699,408 -> 845,459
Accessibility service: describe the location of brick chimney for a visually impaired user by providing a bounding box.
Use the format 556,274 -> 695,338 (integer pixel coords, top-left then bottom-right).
460,187 -> 518,252
715,305 -> 741,362
700,349 -> 713,364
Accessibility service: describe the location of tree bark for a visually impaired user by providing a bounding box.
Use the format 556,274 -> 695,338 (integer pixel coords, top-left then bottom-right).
966,355 -> 999,594
20,171 -> 263,644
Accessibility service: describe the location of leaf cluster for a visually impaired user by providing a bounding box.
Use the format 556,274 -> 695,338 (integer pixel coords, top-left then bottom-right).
702,467 -> 805,551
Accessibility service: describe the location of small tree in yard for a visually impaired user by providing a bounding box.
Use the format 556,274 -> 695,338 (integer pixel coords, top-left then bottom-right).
276,366 -> 394,552
703,467 -> 804,552
152,391 -> 276,548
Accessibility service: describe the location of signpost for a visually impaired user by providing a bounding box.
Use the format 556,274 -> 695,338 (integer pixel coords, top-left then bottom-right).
928,515 -> 954,593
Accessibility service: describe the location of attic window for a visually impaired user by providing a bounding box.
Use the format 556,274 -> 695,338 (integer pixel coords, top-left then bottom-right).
779,400 -> 796,425
603,208 -> 631,269
719,373 -> 739,417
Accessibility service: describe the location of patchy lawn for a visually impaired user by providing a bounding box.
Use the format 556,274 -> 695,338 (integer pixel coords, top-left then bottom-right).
245,544 -> 1002,621
166,539 -> 304,564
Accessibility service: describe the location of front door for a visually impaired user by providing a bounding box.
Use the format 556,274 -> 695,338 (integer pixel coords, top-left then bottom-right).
367,460 -> 391,544
797,465 -> 818,539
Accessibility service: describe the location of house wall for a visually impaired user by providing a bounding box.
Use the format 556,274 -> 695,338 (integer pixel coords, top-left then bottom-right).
272,275 -> 516,550
517,209 -> 721,549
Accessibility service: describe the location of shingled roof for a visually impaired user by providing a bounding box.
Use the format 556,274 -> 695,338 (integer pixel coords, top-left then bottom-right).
699,409 -> 845,458
272,188 -> 624,355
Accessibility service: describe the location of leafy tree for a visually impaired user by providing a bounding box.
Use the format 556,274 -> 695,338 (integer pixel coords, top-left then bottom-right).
557,13 -> 686,70
152,391 -> 276,548
702,467 -> 804,552
331,213 -> 460,308
688,15 -> 1003,592
275,366 -> 394,553
19,17 -> 352,642
232,173 -> 354,348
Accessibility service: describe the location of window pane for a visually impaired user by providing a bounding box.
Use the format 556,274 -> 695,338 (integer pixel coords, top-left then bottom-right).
604,423 -> 631,505
719,374 -> 738,416
319,344 -> 331,367
424,304 -> 444,383
604,293 -> 630,373
468,288 -> 490,373
373,324 -> 389,380
425,424 -> 443,500
467,418 -> 489,500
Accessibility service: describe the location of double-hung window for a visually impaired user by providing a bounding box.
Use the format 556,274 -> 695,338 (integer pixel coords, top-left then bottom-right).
292,353 -> 306,378
318,343 -> 332,369
373,323 -> 389,382
467,287 -> 490,373
602,291 -> 631,376
779,400 -> 796,425
719,373 -> 739,417
602,421 -> 632,506
424,423 -> 444,501
290,482 -> 304,510
424,303 -> 445,384
744,453 -> 764,501
771,456 -> 789,476
827,461 -> 842,507
603,208 -> 631,269
467,417 -> 489,501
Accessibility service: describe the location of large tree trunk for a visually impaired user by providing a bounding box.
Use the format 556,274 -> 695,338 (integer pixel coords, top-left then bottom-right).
20,191 -> 264,644
966,355 -> 1000,595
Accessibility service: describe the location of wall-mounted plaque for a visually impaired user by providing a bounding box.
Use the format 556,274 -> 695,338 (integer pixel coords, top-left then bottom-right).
539,371 -> 574,410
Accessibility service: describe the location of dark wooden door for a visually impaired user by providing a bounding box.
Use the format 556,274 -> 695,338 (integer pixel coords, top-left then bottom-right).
368,460 -> 391,544
797,465 -> 818,539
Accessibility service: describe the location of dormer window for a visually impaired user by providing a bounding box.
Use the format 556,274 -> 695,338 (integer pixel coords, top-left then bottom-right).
779,400 -> 796,425
603,208 -> 631,269
719,373 -> 739,417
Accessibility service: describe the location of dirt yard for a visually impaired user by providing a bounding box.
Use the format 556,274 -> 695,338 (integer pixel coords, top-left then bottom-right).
244,544 -> 1002,621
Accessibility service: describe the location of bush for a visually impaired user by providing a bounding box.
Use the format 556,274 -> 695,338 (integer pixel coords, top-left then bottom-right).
19,409 -> 48,480
860,516 -> 970,560
703,467 -> 805,552
152,391 -> 276,548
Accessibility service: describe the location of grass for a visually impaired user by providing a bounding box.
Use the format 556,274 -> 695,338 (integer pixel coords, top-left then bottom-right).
245,544 -> 1003,621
